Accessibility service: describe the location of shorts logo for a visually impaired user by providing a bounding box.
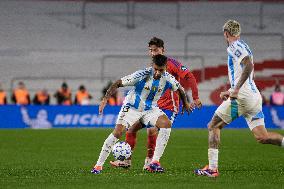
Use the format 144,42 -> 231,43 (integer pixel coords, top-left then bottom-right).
151,86 -> 157,91
181,66 -> 187,71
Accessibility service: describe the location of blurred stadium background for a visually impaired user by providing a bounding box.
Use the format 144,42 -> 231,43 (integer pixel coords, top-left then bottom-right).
0,0 -> 283,105
1,0 -> 284,188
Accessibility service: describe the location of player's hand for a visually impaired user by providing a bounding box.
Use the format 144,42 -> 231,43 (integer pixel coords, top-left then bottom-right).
182,102 -> 194,115
230,89 -> 239,100
99,98 -> 108,115
220,91 -> 230,101
194,98 -> 202,109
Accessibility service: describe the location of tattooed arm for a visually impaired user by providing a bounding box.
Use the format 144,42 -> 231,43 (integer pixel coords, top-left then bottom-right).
177,86 -> 194,115
99,80 -> 123,114
230,56 -> 253,99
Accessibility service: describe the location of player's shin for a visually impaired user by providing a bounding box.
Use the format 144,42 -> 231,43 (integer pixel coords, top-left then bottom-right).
152,128 -> 171,162
125,132 -> 137,151
208,148 -> 219,170
96,133 -> 119,166
208,127 -> 220,170
147,134 -> 157,158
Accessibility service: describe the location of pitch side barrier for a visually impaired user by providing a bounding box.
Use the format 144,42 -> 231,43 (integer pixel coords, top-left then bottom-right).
0,105 -> 283,129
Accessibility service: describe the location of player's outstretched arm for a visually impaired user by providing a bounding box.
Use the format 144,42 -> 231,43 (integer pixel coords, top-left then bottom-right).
184,72 -> 202,109
99,80 -> 123,114
177,87 -> 194,115
230,56 -> 253,99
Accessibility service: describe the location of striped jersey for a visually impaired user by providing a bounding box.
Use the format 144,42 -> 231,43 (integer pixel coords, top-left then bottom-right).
227,39 -> 260,97
121,67 -> 181,111
157,57 -> 194,113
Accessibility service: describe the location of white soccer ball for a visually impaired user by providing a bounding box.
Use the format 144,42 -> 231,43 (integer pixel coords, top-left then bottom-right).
112,141 -> 132,161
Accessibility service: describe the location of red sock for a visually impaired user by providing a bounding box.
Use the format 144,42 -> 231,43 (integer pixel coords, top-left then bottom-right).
147,135 -> 157,159
126,132 -> 137,150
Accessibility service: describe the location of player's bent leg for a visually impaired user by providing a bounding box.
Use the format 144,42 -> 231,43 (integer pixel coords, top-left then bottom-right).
110,122 -> 143,168
147,114 -> 172,173
143,127 -> 158,170
91,124 -> 125,174
252,124 -> 284,146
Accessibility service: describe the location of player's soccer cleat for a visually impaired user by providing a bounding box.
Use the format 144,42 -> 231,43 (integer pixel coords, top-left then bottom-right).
143,157 -> 152,170
91,165 -> 102,174
146,161 -> 164,173
110,159 -> 131,168
194,165 -> 219,178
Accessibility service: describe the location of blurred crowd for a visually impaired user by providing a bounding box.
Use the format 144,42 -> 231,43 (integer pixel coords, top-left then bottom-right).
0,81 -> 123,106
0,81 -> 283,106
261,84 -> 284,106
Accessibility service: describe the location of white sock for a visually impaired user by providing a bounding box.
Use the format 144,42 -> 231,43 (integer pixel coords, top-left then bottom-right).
152,128 -> 171,162
96,133 -> 119,167
281,137 -> 284,147
208,148 -> 219,170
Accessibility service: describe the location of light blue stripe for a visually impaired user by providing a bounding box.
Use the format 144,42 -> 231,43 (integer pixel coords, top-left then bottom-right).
144,79 -> 160,110
133,70 -> 151,80
252,111 -> 264,121
248,76 -> 257,93
133,79 -> 146,109
231,100 -> 239,121
239,40 -> 253,56
161,81 -> 171,95
228,55 -> 235,88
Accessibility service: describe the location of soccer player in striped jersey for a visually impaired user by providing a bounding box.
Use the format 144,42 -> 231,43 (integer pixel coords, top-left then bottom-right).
91,54 -> 192,174
110,37 -> 201,169
194,20 -> 284,178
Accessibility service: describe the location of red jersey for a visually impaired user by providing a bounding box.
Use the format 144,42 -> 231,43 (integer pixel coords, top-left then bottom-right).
157,57 -> 198,112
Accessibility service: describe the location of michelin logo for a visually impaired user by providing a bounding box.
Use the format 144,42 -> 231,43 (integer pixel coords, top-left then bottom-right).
270,108 -> 284,129
21,107 -> 52,129
54,114 -> 117,126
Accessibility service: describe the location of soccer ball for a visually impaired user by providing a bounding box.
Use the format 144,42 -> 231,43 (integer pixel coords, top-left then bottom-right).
112,141 -> 132,161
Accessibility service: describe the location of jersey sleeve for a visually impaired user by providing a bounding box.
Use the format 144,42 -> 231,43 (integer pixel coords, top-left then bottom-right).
167,58 -> 189,79
166,73 -> 181,92
168,58 -> 199,100
121,68 -> 151,86
229,42 -> 249,64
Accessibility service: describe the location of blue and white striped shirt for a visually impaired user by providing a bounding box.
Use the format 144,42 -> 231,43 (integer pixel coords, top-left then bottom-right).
121,67 -> 181,111
227,39 -> 259,96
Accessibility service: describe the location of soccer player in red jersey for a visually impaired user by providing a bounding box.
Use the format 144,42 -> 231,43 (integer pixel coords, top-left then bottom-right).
110,37 -> 202,169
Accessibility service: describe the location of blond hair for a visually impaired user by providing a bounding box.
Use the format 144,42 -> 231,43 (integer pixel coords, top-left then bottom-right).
223,20 -> 241,37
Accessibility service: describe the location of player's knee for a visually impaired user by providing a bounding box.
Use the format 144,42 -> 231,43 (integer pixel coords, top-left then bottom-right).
207,122 -> 215,131
157,118 -> 171,128
147,127 -> 158,136
127,127 -> 138,133
113,130 -> 123,139
255,134 -> 269,144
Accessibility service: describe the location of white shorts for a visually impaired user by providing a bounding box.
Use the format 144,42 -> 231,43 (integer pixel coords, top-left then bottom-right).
215,96 -> 265,130
116,105 -> 165,129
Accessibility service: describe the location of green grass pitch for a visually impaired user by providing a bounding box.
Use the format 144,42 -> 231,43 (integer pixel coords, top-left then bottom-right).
0,129 -> 284,189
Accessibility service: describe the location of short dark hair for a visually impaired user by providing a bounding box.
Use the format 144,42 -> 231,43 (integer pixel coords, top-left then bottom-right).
152,54 -> 167,67
148,37 -> 164,48
62,82 -> 68,88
